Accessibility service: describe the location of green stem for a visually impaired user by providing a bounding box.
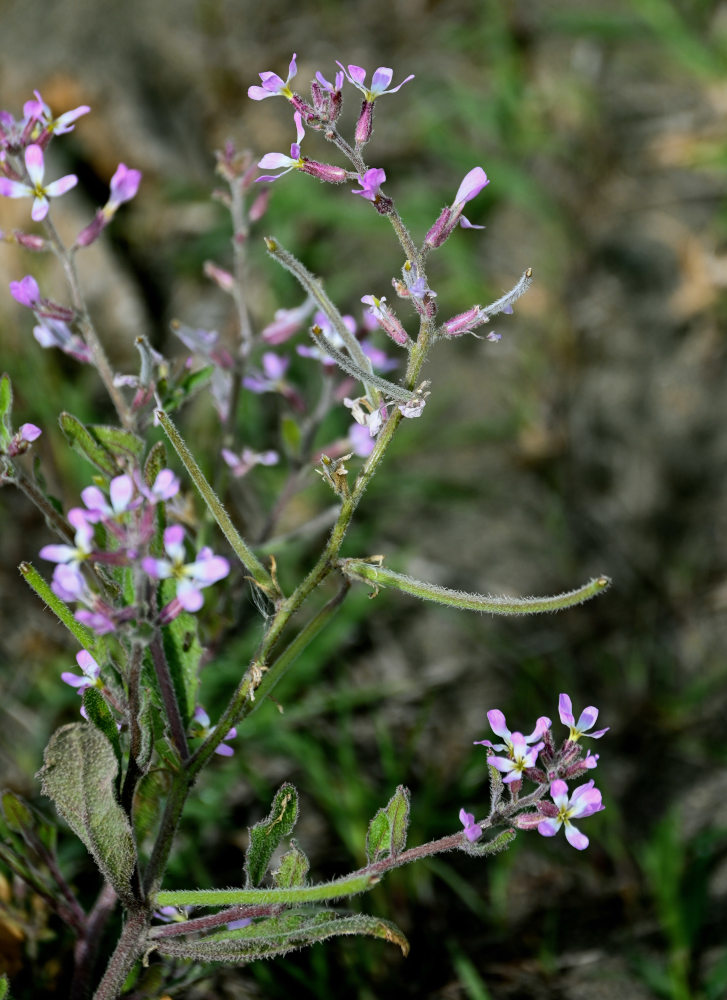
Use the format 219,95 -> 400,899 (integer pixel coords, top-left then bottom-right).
340,560 -> 612,614
155,870 -> 377,908
155,409 -> 275,594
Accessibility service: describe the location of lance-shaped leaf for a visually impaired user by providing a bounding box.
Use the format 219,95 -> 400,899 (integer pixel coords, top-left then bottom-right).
274,839 -> 309,888
37,723 -> 136,902
88,424 -> 144,464
0,972 -> 11,999
460,827 -> 516,857
143,441 -> 168,491
58,412 -> 119,476
155,909 -> 409,963
366,785 -> 410,865
1,790 -> 56,856
245,783 -> 299,887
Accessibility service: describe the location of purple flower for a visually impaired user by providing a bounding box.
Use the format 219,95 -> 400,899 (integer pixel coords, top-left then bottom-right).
80,474 -> 137,523
243,351 -> 290,392
343,396 -> 386,451
260,298 -> 314,344
40,508 -> 94,576
349,421 -> 376,457
459,808 -> 483,843
9,275 -> 41,309
351,168 -> 386,202
256,113 -> 347,185
0,143 -> 77,221
221,446 -> 279,478
5,422 -> 41,457
106,163 -> 141,211
256,112 -> 305,182
61,649 -> 101,693
425,167 -> 489,249
248,53 -> 298,101
23,90 -> 90,136
315,70 -> 344,94
336,63 -> 414,101
537,779 -> 604,850
32,317 -> 92,362
487,731 -> 544,784
558,693 -> 609,742
192,705 -> 237,756
474,708 -> 552,754
142,525 -> 229,613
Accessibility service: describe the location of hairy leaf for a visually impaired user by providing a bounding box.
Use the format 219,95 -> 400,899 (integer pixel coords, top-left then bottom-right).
155,910 -> 409,963
88,424 -> 144,464
0,372 -> 13,447
37,723 -> 136,901
245,783 -> 299,887
82,688 -> 122,774
160,578 -> 201,728
461,828 -> 516,857
58,412 -> 119,476
366,785 -> 410,864
274,839 -> 309,888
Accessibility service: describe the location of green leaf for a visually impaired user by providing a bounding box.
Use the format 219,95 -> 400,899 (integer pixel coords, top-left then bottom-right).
143,441 -> 167,490
461,828 -> 516,857
155,910 -> 409,963
0,972 -> 12,999
0,372 -> 13,447
160,579 -> 202,728
1,791 -> 33,837
366,785 -> 410,864
88,425 -> 144,464
133,769 -> 171,850
37,723 -> 136,902
82,688 -> 122,774
245,783 -> 299,887
59,412 -> 119,476
274,839 -> 309,888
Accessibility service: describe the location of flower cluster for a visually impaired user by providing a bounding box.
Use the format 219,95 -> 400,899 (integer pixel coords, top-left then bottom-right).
461,694 -> 608,850
40,468 -> 229,632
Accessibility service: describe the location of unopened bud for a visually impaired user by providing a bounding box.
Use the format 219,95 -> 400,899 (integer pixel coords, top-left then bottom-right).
203,261 -> 235,292
354,100 -> 374,145
12,230 -> 48,251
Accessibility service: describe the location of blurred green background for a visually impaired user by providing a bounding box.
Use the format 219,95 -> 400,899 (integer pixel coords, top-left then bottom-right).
1,0 -> 727,997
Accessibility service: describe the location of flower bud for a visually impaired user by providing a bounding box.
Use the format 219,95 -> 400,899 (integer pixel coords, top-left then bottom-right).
443,305 -> 481,337
354,100 -> 374,145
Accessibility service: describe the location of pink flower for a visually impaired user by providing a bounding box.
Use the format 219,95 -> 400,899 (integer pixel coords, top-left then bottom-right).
142,525 -> 229,614
459,808 -> 483,843
106,163 -> 141,211
23,90 -> 90,136
40,508 -> 94,576
221,446 -> 278,478
61,649 -> 101,693
425,167 -> 489,249
0,143 -> 77,221
256,112 -> 347,185
5,422 -> 41,456
192,706 -> 237,756
487,731 -> 544,784
33,318 -> 92,362
537,779 -> 604,850
475,708 -> 552,754
351,168 -> 386,202
336,63 -> 414,101
558,693 -> 609,742
248,53 -> 298,101
261,298 -> 314,345
80,474 -> 138,523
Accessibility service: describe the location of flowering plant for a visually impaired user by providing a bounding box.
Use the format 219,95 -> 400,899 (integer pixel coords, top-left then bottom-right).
0,63 -> 610,999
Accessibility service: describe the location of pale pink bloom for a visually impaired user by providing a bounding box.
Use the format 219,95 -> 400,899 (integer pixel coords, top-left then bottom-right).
0,143 -> 77,221
558,693 -> 609,741
61,649 -> 101,693
192,705 -> 237,756
248,53 -> 298,101
336,63 -> 414,101
142,525 -> 229,613
459,808 -> 482,843
537,779 -> 604,850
